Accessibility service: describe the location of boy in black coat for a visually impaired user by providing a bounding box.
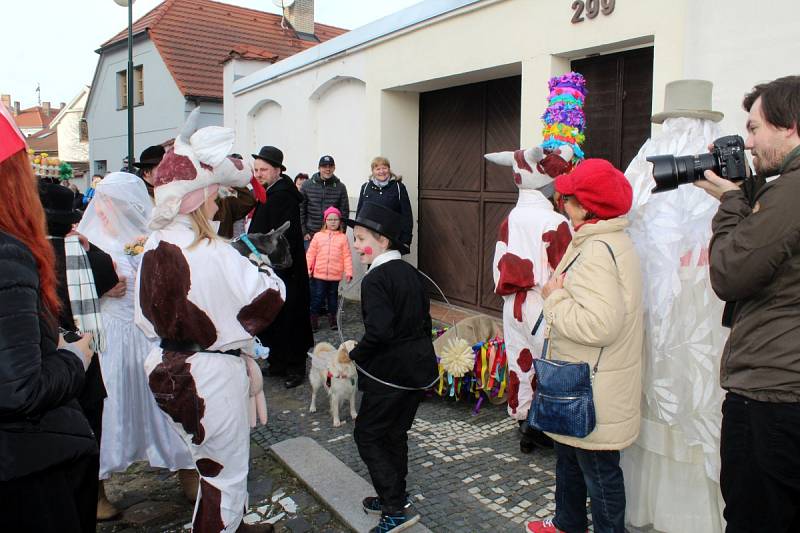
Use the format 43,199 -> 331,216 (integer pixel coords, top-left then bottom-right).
347,202 -> 438,533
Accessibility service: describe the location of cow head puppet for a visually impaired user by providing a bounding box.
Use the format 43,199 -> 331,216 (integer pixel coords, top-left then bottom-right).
484,145 -> 575,192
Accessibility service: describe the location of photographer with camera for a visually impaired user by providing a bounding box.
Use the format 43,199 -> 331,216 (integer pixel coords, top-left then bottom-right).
695,76 -> 800,532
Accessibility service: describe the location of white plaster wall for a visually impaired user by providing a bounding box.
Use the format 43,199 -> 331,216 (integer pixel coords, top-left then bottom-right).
228,0 -> 800,262
56,91 -> 89,163
87,39 -> 223,174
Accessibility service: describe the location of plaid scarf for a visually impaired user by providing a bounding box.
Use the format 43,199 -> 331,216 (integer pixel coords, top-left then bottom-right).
64,235 -> 106,352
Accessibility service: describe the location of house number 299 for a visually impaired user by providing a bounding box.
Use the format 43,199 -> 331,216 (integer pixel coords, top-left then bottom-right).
571,0 -> 615,23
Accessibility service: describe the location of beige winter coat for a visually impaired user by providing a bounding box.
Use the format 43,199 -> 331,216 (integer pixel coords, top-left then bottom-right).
542,218 -> 644,450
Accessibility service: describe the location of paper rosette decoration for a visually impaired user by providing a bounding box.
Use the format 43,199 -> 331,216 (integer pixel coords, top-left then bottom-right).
541,72 -> 587,161
440,337 -> 475,378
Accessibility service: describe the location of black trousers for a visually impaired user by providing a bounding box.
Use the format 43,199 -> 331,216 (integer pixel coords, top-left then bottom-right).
720,392 -> 800,532
0,452 -> 99,532
354,389 -> 423,513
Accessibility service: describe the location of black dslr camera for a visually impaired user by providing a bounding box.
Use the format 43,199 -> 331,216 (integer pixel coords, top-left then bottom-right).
647,135 -> 749,193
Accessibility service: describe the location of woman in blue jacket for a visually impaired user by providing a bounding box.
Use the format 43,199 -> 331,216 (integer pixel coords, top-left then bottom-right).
355,156 -> 413,251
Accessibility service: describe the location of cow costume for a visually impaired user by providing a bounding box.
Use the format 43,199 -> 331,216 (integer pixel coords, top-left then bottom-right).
134,110 -> 285,532
486,147 -> 572,427
485,72 -> 587,451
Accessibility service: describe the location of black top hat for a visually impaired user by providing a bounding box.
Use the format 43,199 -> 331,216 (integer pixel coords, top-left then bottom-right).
318,155 -> 335,166
252,146 -> 286,171
39,181 -> 82,225
346,202 -> 410,255
133,145 -> 166,168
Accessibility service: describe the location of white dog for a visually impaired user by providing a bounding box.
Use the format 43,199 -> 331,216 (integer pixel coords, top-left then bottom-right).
309,340 -> 358,427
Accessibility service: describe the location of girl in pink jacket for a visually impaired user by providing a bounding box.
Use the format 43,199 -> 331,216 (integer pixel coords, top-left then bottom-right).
306,206 -> 353,330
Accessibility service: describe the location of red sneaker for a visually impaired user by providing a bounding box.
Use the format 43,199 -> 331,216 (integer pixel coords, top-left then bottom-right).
525,519 -> 565,533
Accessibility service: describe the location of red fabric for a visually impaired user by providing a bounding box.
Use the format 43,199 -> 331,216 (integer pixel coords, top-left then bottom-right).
250,176 -> 266,204
507,370 -> 520,415
498,217 -> 509,245
512,292 -> 526,322
542,221 -> 572,269
495,253 -> 535,296
517,348 -> 533,373
537,150 -> 573,178
554,158 -> 632,219
0,104 -> 26,164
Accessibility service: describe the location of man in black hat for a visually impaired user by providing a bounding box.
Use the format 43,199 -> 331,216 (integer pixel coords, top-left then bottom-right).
300,154 -> 349,248
249,146 -> 313,389
38,180 -> 126,519
132,145 -> 166,198
346,202 -> 438,533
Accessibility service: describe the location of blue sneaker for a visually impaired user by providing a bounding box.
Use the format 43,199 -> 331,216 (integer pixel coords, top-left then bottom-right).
362,495 -> 413,515
369,512 -> 420,533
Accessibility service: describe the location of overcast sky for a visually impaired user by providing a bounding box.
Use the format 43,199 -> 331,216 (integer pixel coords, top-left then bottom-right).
4,0 -> 422,109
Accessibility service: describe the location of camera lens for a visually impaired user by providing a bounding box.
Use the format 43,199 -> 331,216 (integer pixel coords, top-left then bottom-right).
648,153 -> 718,193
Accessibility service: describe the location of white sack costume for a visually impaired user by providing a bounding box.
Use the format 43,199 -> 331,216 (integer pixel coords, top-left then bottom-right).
485,146 -> 572,420
621,116 -> 727,533
77,172 -> 193,479
134,110 -> 285,532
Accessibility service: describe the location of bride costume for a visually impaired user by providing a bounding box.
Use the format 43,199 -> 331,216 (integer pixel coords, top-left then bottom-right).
622,116 -> 728,532
77,172 -> 194,479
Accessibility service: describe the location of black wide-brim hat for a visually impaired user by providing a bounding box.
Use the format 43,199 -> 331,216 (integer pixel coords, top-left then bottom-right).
133,144 -> 166,168
38,181 -> 82,225
346,202 -> 410,255
252,145 -> 286,171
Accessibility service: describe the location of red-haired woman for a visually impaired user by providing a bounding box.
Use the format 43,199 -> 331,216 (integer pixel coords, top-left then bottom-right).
0,105 -> 97,531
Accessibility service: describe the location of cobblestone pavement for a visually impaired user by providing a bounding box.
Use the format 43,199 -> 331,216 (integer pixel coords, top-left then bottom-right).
255,298 -> 561,533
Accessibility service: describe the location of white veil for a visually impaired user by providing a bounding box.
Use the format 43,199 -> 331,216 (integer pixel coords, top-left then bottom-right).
622,117 -> 728,532
77,172 -> 152,257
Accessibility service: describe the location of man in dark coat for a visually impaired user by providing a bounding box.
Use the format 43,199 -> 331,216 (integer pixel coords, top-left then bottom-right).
300,155 -> 350,245
249,146 -> 314,389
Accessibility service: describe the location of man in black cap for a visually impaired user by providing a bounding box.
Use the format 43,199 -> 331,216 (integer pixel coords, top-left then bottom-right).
346,202 -> 438,532
132,145 -> 166,198
249,146 -> 313,389
300,154 -> 349,249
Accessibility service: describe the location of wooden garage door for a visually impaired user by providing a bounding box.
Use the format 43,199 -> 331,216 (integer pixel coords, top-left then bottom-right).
572,47 -> 654,170
418,76 -> 520,314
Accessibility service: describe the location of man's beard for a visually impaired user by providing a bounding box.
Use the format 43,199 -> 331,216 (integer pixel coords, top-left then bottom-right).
752,146 -> 785,177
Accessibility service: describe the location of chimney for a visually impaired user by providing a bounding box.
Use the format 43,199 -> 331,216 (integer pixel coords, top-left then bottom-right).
0,94 -> 9,110
285,0 -> 315,36
42,101 -> 51,115
13,101 -> 20,115
59,102 -> 66,110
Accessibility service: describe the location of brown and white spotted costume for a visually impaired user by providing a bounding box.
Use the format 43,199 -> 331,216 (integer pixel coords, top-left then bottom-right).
134,109 -> 286,532
485,146 -> 573,422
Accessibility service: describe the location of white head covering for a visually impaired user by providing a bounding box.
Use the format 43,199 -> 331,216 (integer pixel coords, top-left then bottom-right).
77,172 -> 152,256
149,107 -> 252,229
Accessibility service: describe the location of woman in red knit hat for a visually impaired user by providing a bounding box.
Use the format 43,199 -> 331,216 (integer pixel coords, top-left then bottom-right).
526,159 -> 644,533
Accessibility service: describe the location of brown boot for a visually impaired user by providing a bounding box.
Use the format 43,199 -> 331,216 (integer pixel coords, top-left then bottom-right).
328,313 -> 338,330
310,314 -> 319,332
97,480 -> 121,521
236,521 -> 274,532
178,469 -> 199,502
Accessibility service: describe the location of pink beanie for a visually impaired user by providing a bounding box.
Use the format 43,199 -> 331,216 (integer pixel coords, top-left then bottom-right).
324,206 -> 342,219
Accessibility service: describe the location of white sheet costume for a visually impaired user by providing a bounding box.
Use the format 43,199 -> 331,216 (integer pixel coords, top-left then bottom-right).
485,147 -> 572,420
77,172 -> 193,479
134,110 -> 285,532
622,117 -> 728,532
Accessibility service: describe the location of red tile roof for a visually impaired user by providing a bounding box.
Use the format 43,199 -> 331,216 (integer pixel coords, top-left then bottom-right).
14,106 -> 61,129
223,44 -> 279,63
100,0 -> 347,100
26,128 -> 59,153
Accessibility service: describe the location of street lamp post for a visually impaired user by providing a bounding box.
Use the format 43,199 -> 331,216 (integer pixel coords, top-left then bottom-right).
114,0 -> 135,170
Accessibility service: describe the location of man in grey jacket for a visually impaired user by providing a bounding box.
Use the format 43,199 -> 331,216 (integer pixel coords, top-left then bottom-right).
696,75 -> 800,533
300,155 -> 350,247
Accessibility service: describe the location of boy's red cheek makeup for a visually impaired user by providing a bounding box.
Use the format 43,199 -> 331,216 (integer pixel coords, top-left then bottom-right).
363,246 -> 373,256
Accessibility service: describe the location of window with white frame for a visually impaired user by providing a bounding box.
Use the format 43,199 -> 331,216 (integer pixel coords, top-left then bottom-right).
117,65 -> 144,109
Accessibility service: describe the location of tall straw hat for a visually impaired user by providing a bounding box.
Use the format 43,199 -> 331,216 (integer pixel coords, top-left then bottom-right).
651,79 -> 723,124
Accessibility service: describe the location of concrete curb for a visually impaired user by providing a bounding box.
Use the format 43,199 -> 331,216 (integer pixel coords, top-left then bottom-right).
271,436 -> 432,533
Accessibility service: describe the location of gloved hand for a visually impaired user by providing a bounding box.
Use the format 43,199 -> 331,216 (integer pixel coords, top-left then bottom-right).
244,355 -> 268,427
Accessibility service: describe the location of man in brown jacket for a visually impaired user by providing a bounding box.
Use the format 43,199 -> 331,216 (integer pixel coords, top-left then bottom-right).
696,75 -> 800,533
